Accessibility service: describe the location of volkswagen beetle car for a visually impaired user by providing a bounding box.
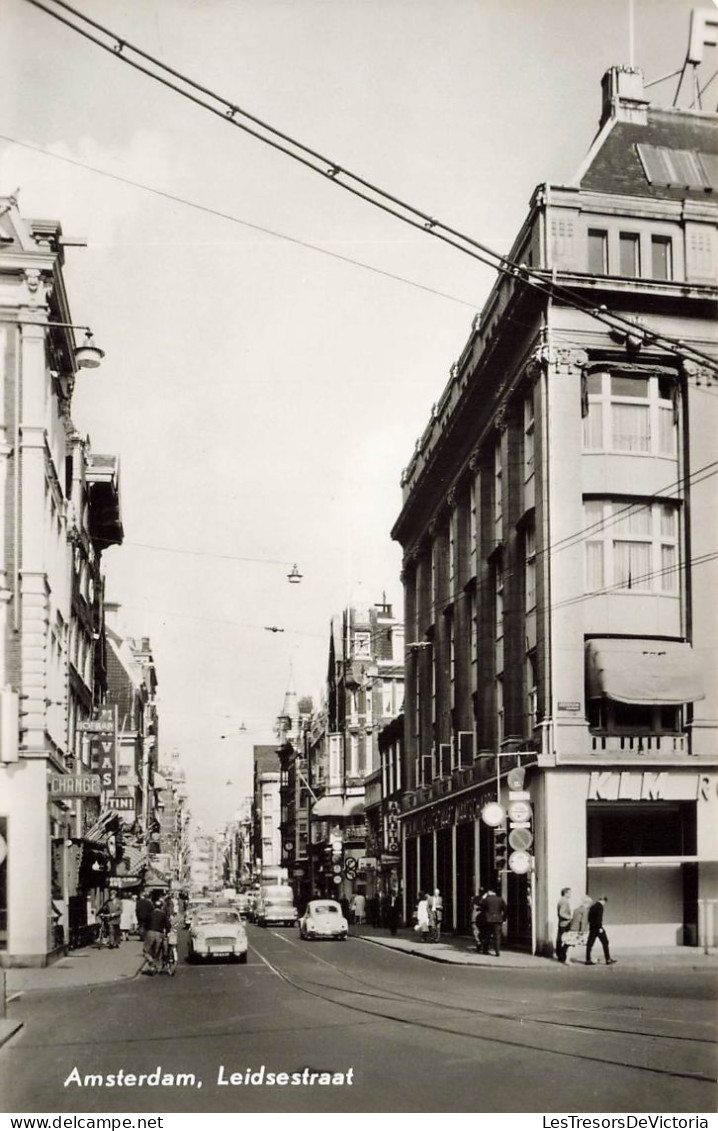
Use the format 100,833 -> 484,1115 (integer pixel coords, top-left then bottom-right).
188,907 -> 248,963
298,899 -> 349,941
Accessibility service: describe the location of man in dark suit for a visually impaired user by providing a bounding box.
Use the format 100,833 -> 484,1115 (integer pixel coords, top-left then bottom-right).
586,896 -> 617,965
480,888 -> 507,956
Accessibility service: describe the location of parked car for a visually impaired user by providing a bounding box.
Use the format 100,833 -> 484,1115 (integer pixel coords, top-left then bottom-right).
298,899 -> 349,941
255,885 -> 297,928
188,907 -> 248,963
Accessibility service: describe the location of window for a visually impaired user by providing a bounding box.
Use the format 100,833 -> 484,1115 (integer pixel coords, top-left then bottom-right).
583,499 -> 680,594
524,393 -> 535,480
448,506 -> 456,594
582,371 -> 677,457
525,523 -> 536,612
469,474 -> 478,577
587,700 -> 681,735
619,232 -> 641,276
494,440 -> 503,543
353,632 -> 371,658
651,236 -> 672,281
496,676 -> 504,747
588,229 -> 608,274
527,652 -> 538,732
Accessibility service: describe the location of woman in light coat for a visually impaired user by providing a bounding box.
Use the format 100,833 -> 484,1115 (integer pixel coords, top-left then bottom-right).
415,892 -> 431,941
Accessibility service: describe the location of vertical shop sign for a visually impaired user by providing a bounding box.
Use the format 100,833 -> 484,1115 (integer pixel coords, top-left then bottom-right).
87,706 -> 117,792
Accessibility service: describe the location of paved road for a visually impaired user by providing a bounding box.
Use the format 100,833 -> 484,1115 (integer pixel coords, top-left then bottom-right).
1,925 -> 716,1113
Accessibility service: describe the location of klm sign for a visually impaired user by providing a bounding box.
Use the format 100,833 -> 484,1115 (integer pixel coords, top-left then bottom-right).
587,772 -> 712,802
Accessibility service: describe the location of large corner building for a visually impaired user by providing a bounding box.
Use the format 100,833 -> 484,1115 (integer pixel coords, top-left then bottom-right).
392,68 -> 717,952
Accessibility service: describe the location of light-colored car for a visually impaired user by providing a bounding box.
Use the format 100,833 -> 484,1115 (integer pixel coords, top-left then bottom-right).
188,907 -> 248,963
298,899 -> 349,941
255,885 -> 297,928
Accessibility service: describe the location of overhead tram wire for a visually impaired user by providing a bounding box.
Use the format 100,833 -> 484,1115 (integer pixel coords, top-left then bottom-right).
23,0 -> 718,378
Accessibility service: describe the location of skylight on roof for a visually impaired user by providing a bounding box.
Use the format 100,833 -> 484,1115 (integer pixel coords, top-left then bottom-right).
636,144 -> 717,191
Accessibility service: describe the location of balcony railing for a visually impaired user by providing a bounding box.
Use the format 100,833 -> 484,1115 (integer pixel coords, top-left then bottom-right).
590,733 -> 688,756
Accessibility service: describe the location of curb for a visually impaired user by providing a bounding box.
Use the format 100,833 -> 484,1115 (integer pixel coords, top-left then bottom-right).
356,934 -> 543,968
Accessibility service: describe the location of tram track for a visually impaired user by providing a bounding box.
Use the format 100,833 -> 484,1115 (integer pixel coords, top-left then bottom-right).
252,932 -> 718,1086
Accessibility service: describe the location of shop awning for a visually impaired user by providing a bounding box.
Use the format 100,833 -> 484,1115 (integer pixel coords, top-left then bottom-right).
311,795 -> 345,819
586,639 -> 705,705
343,798 -> 365,818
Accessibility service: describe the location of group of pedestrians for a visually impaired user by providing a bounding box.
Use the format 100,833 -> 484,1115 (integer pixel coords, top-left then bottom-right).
555,887 -> 617,966
135,890 -> 173,975
414,888 -> 443,941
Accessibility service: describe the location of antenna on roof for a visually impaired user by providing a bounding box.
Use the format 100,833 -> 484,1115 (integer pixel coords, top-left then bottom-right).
673,7 -> 718,108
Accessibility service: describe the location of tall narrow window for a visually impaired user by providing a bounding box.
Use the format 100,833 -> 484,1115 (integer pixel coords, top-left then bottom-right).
524,393 -> 535,481
588,229 -> 608,274
494,440 -> 503,545
611,374 -> 650,452
525,522 -> 536,612
619,232 -> 641,276
469,475 -> 478,579
651,236 -> 672,280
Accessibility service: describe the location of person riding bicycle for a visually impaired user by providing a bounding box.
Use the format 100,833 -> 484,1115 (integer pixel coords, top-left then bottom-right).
143,896 -> 171,975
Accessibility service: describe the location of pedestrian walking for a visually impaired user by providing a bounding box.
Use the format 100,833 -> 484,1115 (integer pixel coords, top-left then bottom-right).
384,891 -> 400,936
429,888 -> 443,939
585,896 -> 617,965
470,891 -> 486,952
352,892 -> 366,925
100,892 -> 122,949
135,889 -> 153,943
120,895 -> 137,941
414,892 -> 431,941
480,887 -> 507,956
142,896 -> 171,974
555,887 -> 572,963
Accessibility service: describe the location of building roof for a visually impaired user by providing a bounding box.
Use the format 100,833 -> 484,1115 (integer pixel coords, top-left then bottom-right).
579,108 -> 718,202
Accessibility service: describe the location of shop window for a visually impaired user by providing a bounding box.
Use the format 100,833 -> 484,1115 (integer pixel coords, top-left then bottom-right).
587,802 -> 695,857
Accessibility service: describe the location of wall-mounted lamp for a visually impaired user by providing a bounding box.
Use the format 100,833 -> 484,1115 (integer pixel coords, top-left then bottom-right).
47,321 -> 106,369
287,564 -> 303,584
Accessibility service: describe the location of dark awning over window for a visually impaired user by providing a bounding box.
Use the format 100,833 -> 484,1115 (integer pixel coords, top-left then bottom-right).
586,639 -> 705,705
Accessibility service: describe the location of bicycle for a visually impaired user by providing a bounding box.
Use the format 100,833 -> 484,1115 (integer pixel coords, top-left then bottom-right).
139,929 -> 177,976
425,912 -> 442,943
94,913 -> 111,948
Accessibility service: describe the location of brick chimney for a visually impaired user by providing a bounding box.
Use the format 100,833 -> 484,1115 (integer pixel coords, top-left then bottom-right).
599,66 -> 649,128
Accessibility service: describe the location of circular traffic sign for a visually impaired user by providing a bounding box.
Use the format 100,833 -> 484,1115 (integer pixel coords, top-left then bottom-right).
345,857 -> 358,875
508,800 -> 532,824
509,827 -> 534,851
481,802 -> 505,828
508,850 -> 533,875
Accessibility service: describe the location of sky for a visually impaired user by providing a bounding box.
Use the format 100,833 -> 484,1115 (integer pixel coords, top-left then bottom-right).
0,0 -> 710,829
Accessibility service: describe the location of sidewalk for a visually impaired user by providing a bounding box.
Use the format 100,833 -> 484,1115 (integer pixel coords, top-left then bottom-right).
4,938 -> 145,996
0,940 -> 146,1049
354,925 -> 718,971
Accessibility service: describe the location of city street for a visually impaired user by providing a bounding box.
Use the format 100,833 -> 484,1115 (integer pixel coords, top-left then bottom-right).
1,926 -> 716,1114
